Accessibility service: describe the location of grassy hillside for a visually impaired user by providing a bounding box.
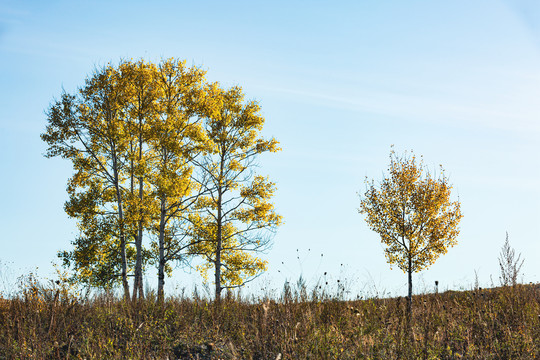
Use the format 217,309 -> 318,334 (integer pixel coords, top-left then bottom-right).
0,280 -> 539,359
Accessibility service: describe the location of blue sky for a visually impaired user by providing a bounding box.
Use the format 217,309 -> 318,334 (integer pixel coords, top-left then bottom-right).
1,0 -> 539,297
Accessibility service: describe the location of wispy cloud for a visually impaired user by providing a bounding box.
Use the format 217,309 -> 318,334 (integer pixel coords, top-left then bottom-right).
259,82 -> 540,134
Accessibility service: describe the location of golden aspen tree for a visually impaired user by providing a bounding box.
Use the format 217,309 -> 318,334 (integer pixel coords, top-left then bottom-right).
42,65 -> 133,299
43,61 -> 160,299
119,60 -> 160,301
147,59 -> 208,302
358,148 -> 462,319
189,83 -> 282,302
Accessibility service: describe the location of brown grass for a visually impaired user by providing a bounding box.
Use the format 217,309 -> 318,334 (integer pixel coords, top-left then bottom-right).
0,280 -> 539,359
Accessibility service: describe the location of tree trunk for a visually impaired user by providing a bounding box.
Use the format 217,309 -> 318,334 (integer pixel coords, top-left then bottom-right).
407,256 -> 413,328
113,155 -> 130,301
214,147 -> 226,304
215,222 -> 222,302
157,199 -> 166,304
119,234 -> 130,300
133,223 -> 144,300
215,187 -> 223,303
133,132 -> 144,301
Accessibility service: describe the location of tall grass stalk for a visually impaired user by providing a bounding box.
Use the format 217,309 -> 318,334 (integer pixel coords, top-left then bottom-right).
1,275 -> 539,359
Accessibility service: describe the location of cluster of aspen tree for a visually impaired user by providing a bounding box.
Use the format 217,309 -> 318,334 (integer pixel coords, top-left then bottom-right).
41,59 -> 282,302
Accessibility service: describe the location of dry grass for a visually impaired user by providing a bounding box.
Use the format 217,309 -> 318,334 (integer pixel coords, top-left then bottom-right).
0,278 -> 539,359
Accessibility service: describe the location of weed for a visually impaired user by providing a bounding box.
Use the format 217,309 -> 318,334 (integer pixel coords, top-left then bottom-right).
0,276 -> 538,359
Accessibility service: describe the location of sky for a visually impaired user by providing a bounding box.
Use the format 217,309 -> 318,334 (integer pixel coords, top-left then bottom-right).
1,0 -> 539,298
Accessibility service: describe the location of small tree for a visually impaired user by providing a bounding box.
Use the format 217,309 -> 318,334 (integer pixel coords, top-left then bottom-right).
359,148 -> 462,319
498,232 -> 524,287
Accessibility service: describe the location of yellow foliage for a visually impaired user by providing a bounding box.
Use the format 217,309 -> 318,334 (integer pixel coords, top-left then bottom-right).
359,148 -> 462,274
43,58 -> 281,298
188,83 -> 282,295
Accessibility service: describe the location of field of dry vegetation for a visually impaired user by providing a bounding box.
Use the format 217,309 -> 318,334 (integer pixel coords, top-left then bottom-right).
1,277 -> 539,359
